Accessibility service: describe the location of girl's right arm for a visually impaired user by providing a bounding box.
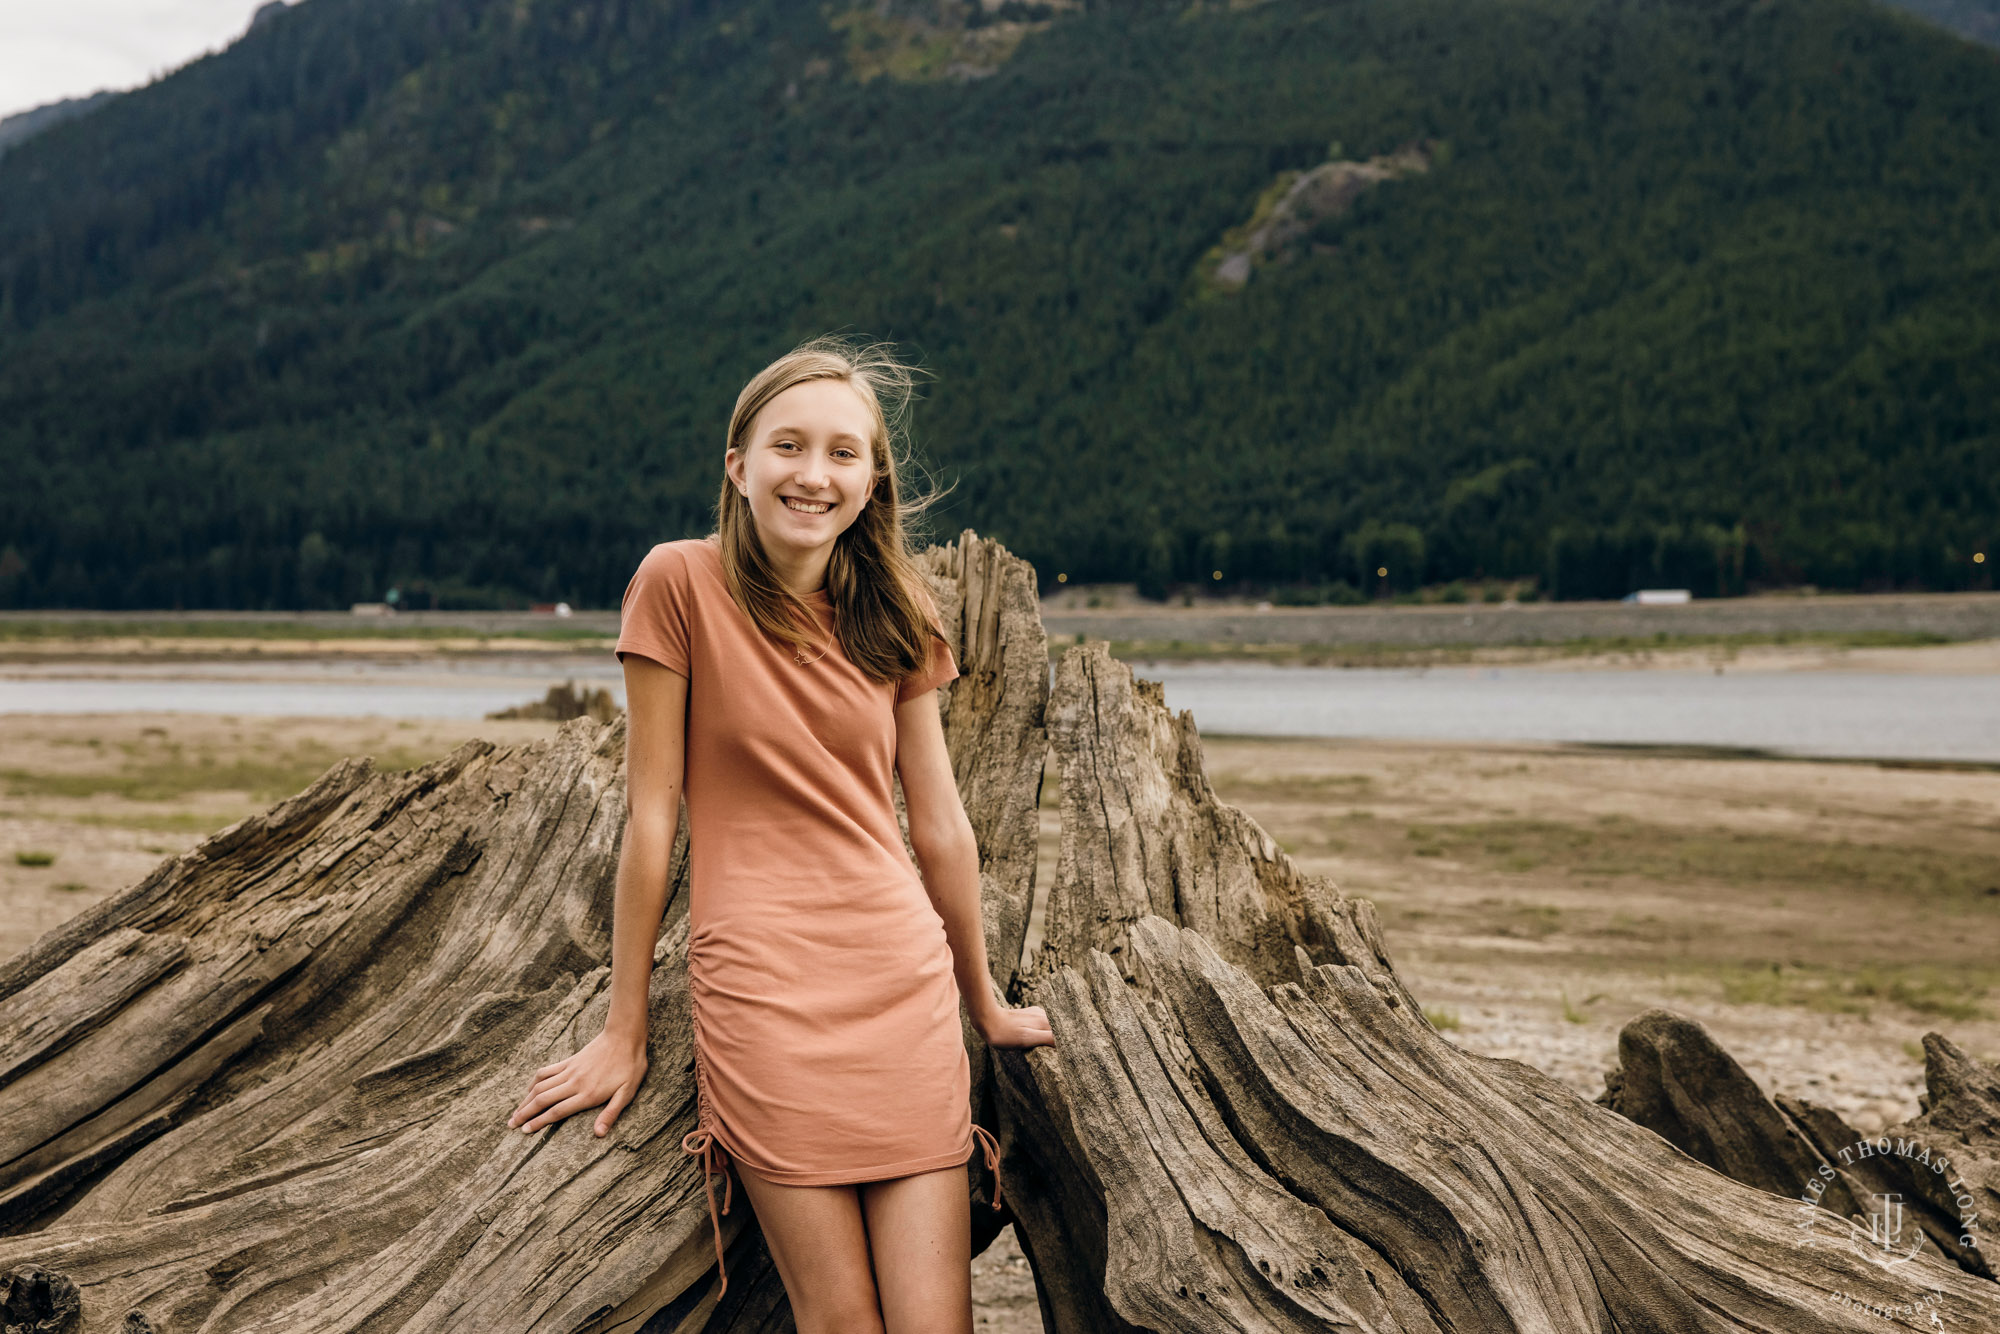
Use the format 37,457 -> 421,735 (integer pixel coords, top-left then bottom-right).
507,654 -> 688,1137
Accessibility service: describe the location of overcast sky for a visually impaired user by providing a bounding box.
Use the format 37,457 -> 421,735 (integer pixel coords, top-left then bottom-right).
0,0 -> 273,120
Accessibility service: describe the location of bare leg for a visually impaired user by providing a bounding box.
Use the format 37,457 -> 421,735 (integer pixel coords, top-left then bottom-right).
732,1162 -> 885,1334
859,1162 -> 973,1334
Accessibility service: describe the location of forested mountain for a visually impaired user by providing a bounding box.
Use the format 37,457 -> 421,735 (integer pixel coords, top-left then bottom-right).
0,93 -> 119,157
2,0 -> 1996,609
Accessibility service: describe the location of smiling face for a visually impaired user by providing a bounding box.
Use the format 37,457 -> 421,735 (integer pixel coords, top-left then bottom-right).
724,377 -> 879,567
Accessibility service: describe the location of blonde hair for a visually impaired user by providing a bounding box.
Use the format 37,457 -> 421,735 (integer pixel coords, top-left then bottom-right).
713,334 -> 952,683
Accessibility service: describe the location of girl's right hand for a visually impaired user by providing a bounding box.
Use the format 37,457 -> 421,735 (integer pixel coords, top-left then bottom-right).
508,1028 -> 648,1137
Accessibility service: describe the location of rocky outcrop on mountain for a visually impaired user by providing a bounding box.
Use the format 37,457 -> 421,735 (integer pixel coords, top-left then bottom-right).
1204,141 -> 1434,290
830,0 -> 1081,83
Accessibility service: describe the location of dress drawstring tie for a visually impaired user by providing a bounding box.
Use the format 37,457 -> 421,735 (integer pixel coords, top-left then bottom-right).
681,1128 -> 735,1296
971,1122 -> 1003,1213
681,1121 -> 1003,1299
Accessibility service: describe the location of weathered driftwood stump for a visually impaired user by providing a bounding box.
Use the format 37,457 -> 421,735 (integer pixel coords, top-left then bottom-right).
1602,1009 -> 1997,1283
2,531 -> 1995,1332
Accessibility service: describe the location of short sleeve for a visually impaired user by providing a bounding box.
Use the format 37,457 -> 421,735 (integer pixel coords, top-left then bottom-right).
897,587 -> 959,703
614,543 -> 692,677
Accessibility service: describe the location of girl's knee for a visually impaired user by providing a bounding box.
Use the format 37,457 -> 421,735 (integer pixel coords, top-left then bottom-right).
791,1299 -> 885,1334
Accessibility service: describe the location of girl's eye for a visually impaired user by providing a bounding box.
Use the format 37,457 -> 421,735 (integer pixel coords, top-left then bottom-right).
773,440 -> 858,458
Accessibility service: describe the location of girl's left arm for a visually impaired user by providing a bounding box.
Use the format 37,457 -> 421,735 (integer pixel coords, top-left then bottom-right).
895,687 -> 1054,1051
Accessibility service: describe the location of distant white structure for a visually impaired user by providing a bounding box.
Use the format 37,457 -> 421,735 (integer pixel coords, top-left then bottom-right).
1624,589 -> 1692,605
350,602 -> 396,616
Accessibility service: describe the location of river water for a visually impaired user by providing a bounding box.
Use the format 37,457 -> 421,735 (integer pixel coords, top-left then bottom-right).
1133,663 -> 2000,763
3,656 -> 1997,764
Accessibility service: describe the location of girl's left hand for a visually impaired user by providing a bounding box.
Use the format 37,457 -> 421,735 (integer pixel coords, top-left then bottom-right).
975,1003 -> 1055,1049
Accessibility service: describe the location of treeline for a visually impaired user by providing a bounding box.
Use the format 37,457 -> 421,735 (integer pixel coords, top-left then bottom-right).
1,0 -> 1996,608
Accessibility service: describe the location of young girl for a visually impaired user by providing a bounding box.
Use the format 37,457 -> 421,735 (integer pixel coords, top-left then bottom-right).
506,335 -> 1054,1333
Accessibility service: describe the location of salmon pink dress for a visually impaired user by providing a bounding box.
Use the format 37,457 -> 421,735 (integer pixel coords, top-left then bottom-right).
613,536 -> 1001,1294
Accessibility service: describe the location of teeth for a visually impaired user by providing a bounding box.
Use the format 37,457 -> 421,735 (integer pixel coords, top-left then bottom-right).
783,498 -> 831,513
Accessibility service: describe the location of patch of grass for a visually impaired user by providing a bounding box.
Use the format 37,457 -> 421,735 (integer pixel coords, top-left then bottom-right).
0,743 -> 444,804
1602,911 -> 1691,942
1390,817 -> 2000,903
1501,904 -> 1563,939
1473,764 -> 1533,779
14,850 -> 56,866
68,810 -> 238,833
1,758 -> 335,802
1718,966 -> 1872,1014
53,881 -> 90,892
1902,1040 -> 1929,1063
1407,827 -> 1446,857
1561,989 -> 1589,1024
1847,968 -> 1990,1021
1403,820 -> 1581,872
1714,963 -> 1991,1020
1423,1005 -> 1462,1031
1211,772 -> 1374,800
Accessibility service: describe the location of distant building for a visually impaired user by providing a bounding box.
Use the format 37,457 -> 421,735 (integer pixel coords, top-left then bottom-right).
1625,589 -> 1692,605
350,602 -> 396,616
